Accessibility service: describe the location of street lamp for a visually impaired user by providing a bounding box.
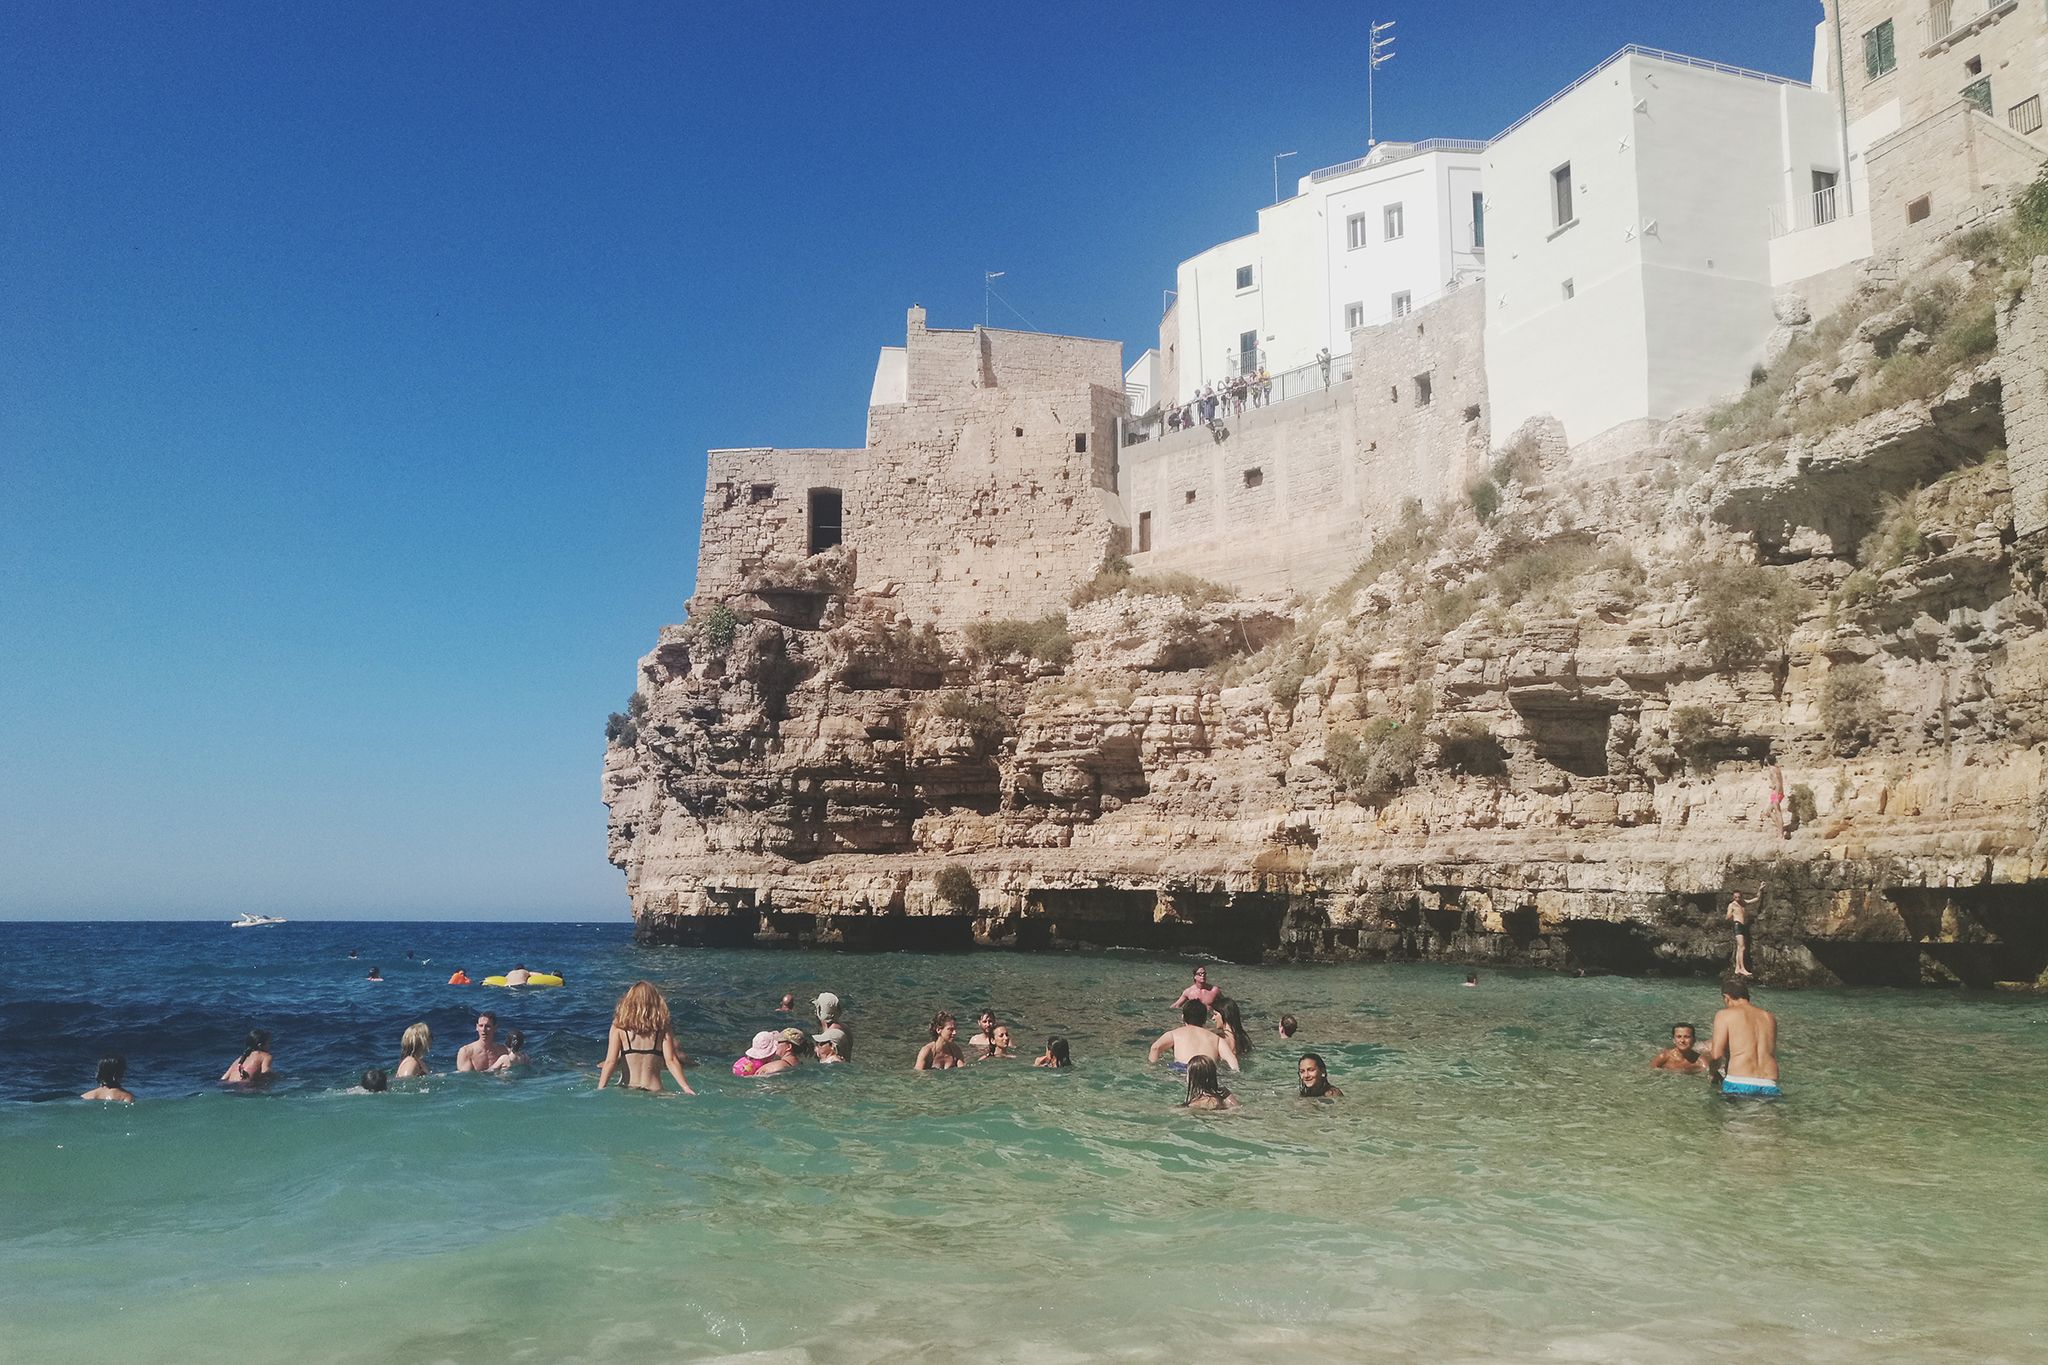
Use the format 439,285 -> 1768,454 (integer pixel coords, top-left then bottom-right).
1272,151 -> 1297,205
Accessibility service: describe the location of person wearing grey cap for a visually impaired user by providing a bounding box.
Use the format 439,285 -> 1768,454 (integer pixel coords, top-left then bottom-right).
813,992 -> 850,1060
813,1024 -> 848,1063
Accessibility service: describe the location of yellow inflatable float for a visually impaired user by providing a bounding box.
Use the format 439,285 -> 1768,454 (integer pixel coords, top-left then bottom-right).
483,973 -> 563,987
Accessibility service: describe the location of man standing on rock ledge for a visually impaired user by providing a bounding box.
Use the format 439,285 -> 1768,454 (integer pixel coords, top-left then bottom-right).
1708,978 -> 1781,1098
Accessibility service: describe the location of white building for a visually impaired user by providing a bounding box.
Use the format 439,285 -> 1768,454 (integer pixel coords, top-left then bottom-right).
1163,140 -> 1485,405
1484,47 -> 1847,450
1124,348 -> 1160,416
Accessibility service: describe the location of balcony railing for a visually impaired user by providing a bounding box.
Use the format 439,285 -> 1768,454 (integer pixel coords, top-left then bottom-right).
1926,0 -> 2018,52
1768,184 -> 1849,238
1929,0 -> 1957,41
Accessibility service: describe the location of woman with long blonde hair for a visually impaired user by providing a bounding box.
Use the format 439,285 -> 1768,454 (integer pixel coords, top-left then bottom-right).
595,980 -> 695,1094
394,1021 -> 431,1078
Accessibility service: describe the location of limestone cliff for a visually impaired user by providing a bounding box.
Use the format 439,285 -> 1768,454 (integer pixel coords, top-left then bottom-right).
606,237 -> 2048,987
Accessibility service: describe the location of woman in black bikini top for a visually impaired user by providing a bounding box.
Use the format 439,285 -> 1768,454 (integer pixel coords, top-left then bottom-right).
595,981 -> 695,1094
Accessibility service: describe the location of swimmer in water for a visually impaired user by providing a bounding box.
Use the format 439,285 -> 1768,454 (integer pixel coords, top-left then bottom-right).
1708,977 -> 1781,1098
756,1030 -> 803,1076
980,1024 -> 1018,1059
1650,1023 -> 1709,1074
1173,965 -> 1221,1010
1463,971 -> 1478,987
967,1009 -> 999,1050
503,965 -> 531,987
914,1012 -> 965,1070
1276,1013 -> 1298,1040
456,1013 -> 508,1072
394,1022 -> 431,1078
1179,1055 -> 1239,1111
360,1068 -> 389,1092
1213,998 -> 1252,1056
1033,1036 -> 1072,1068
1148,999 -> 1237,1072
82,1056 -> 135,1103
490,1030 -> 528,1072
367,966 -> 383,981
447,968 -> 471,985
222,1029 -> 274,1084
595,981 -> 695,1094
1297,1052 -> 1343,1098
815,1031 -> 846,1064
777,993 -> 796,1013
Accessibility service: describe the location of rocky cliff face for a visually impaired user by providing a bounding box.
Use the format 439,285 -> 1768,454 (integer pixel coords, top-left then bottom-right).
606,239 -> 2048,987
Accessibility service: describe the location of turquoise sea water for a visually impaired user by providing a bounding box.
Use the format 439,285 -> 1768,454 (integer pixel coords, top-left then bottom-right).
2,921 -> 2045,1363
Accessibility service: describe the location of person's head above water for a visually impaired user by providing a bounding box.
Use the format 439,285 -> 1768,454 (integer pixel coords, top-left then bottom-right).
930,1011 -> 956,1040
242,1029 -> 271,1056
361,1068 -> 388,1092
1722,976 -> 1752,1002
1277,1014 -> 1298,1038
1670,1023 -> 1698,1050
475,1012 -> 499,1042
779,993 -> 795,1010
612,981 -> 669,1035
97,1056 -> 126,1088
1045,1036 -> 1071,1067
814,991 -> 841,1022
505,1030 -> 525,1053
1184,1054 -> 1225,1100
1298,1052 -> 1334,1096
977,1009 -> 997,1033
1181,999 -> 1210,1026
1191,966 -> 1209,986
1464,972 -> 1478,986
401,1022 -> 430,1059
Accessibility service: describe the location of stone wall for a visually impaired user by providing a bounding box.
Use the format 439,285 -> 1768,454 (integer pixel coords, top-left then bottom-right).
1831,0 -> 2047,131
1868,104 -> 2044,256
1119,286 -> 1491,596
2003,256 -> 2048,542
694,308 -> 1126,626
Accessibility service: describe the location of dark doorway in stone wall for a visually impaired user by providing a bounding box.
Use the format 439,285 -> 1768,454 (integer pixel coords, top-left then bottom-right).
808,487 -> 843,554
1514,698 -> 1615,778
1562,919 -> 1663,975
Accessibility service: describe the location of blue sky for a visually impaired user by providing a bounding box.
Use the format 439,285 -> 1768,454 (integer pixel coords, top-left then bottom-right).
0,2 -> 1821,920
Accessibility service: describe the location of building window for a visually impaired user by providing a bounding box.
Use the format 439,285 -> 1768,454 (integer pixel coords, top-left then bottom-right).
1561,278 -> 1575,300
1965,55 -> 1983,77
1863,21 -> 1895,79
807,487 -> 843,554
1238,330 -> 1259,376
1413,373 -> 1433,406
1344,301 -> 1365,330
1551,163 -> 1574,227
1390,291 -> 1411,319
1184,489 -> 1197,504
1384,202 -> 1405,240
1137,511 -> 1151,552
1235,264 -> 1255,290
1471,191 -> 1486,249
1347,212 -> 1370,250
749,483 -> 775,503
1907,194 -> 1932,224
2012,95 -> 2043,135
1243,467 -> 1263,488
1074,433 -> 1088,454
1962,77 -> 1992,116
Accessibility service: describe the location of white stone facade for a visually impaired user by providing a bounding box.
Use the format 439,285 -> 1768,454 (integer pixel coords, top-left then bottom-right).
1484,48 -> 1845,448
1164,141 -> 1485,406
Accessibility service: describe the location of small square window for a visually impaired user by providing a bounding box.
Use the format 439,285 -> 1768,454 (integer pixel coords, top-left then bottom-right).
1344,301 -> 1365,330
1235,265 -> 1255,289
1074,433 -> 1088,454
1390,291 -> 1412,318
1561,278 -> 1575,300
1014,426 -> 1024,437
1243,467 -> 1263,488
1414,373 -> 1433,406
1184,489 -> 1197,504
1907,195 -> 1931,224
1965,56 -> 1982,77
749,483 -> 775,503
1383,202 -> 1404,240
1347,213 -> 1369,250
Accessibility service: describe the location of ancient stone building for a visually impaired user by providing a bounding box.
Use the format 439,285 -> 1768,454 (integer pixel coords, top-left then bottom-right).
693,307 -> 1128,627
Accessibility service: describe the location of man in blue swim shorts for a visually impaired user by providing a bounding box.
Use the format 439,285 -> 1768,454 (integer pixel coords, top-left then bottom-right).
1707,977 -> 1781,1098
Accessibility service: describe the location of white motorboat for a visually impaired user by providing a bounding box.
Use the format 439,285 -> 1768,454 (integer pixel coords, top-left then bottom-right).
230,913 -> 288,928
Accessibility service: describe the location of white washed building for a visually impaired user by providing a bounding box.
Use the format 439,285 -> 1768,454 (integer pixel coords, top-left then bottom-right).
1484,47 -> 1846,450
1162,140 -> 1485,405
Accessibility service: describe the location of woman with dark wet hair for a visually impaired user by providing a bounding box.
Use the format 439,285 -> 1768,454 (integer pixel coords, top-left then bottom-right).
82,1056 -> 134,1103
1297,1053 -> 1343,1098
221,1029 -> 274,1084
1179,1055 -> 1238,1111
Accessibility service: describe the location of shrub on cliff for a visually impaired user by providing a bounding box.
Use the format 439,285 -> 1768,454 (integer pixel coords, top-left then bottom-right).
605,692 -> 649,748
928,692 -> 1007,749
1669,706 -> 1725,772
1788,783 -> 1819,828
1268,647 -> 1325,710
933,863 -> 978,912
692,603 -> 747,656
1859,492 -> 1925,571
965,615 -> 1072,664
1820,663 -> 1884,756
1466,476 -> 1502,523
1327,717 -> 1426,807
1071,559 -> 1232,609
1696,563 -> 1805,668
1433,718 -> 1508,776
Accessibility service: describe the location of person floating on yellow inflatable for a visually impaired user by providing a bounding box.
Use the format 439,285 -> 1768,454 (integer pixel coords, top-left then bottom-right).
447,968 -> 471,985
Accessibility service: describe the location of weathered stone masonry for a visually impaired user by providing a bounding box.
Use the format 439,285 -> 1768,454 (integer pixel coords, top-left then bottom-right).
693,308 -> 1127,627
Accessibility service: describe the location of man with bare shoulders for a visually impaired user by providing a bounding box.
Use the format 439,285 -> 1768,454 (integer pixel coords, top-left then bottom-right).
1651,1023 -> 1710,1074
1707,978 -> 1780,1098
456,1012 -> 509,1072
1148,999 -> 1239,1072
1173,966 -> 1221,1011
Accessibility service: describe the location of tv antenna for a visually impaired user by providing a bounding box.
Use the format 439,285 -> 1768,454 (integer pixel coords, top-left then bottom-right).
1368,18 -> 1396,147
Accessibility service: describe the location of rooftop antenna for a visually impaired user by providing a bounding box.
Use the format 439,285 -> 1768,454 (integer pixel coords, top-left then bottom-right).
984,271 -> 1005,326
1368,18 -> 1396,148
1272,150 -> 1297,205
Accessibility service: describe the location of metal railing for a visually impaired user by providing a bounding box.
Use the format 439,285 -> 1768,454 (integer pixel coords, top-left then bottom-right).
1492,45 -> 1804,144
1812,183 -> 1838,226
1767,184 -> 1850,238
1308,138 -> 1489,182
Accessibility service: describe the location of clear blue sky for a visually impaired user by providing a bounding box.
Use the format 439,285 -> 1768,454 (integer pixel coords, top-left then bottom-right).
1,2 -> 1820,920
